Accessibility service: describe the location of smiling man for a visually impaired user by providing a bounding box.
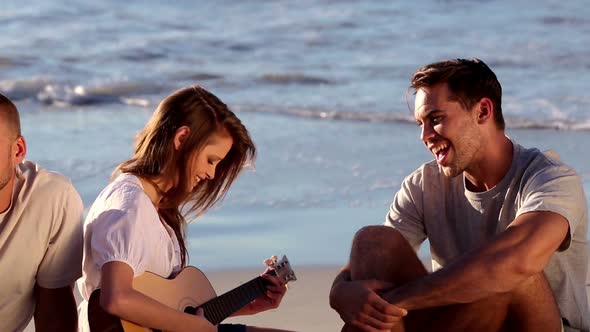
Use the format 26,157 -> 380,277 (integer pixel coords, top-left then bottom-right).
330,58 -> 589,332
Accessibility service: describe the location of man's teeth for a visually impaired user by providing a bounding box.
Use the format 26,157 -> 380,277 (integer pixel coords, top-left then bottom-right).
433,143 -> 448,155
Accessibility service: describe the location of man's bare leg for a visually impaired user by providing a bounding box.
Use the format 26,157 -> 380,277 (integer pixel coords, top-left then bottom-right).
502,272 -> 562,331
345,225 -> 428,332
415,271 -> 561,332
345,225 -> 561,332
349,225 -> 428,284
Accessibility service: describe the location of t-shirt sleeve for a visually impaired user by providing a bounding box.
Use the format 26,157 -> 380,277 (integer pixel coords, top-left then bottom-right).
517,163 -> 587,251
36,183 -> 84,289
89,186 -> 151,276
384,170 -> 427,252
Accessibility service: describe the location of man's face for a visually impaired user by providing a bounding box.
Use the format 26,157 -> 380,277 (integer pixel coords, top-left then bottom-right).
0,121 -> 17,192
414,83 -> 482,177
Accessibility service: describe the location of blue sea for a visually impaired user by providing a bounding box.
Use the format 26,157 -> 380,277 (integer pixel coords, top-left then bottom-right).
1,0 -> 589,270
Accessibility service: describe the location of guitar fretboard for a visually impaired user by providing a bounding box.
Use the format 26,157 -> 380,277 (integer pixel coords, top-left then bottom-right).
185,273 -> 274,325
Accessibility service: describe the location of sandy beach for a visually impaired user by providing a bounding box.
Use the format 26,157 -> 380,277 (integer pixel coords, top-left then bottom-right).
22,265 -> 343,332
210,265 -> 344,331
23,261 -> 589,332
4,1 -> 589,331
211,265 -> 590,332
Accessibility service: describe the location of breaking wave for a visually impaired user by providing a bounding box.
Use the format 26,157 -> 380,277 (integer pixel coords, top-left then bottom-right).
1,78 -> 588,131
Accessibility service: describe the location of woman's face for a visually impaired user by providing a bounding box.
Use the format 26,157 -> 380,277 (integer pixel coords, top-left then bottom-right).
188,129 -> 233,190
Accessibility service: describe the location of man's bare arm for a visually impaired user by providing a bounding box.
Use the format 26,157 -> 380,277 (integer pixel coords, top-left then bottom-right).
34,284 -> 78,332
383,211 -> 568,310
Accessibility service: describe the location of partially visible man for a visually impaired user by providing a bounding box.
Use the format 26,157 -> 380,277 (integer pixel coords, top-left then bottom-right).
330,58 -> 589,331
0,93 -> 83,331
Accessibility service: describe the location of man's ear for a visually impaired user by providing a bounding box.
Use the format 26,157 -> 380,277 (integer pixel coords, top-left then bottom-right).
13,136 -> 26,163
173,126 -> 191,151
476,98 -> 494,124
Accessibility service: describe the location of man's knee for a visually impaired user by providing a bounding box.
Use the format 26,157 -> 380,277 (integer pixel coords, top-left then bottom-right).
350,226 -> 425,282
353,225 -> 406,246
352,225 -> 410,254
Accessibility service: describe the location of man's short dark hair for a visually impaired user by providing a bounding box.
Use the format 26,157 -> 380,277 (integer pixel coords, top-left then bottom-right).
411,58 -> 505,130
0,93 -> 21,137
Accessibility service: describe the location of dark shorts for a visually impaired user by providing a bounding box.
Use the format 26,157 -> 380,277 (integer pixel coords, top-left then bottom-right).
218,323 -> 247,332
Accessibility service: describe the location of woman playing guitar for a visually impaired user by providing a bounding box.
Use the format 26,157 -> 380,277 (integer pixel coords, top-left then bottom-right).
77,86 -> 293,332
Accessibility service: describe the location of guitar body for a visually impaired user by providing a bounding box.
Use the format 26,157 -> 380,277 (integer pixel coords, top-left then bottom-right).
88,255 -> 296,332
89,267 -> 217,332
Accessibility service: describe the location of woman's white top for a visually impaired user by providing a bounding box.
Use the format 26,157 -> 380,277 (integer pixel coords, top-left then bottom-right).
77,173 -> 182,331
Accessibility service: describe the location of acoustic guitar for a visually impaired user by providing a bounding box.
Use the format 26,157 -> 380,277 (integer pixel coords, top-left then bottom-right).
88,255 -> 297,332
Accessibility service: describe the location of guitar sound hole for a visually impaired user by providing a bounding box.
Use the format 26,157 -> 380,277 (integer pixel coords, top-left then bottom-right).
185,306 -> 197,315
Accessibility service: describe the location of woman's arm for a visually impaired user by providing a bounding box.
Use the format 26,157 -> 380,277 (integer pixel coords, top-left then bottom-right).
100,261 -> 216,332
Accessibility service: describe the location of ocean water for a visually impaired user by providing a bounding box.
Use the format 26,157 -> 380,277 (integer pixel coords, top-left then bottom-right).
1,0 -> 589,270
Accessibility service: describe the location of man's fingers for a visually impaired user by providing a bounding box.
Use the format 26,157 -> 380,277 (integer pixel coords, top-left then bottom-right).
333,279 -> 406,332
366,291 -> 407,317
365,279 -> 395,292
348,302 -> 402,331
371,298 -> 407,317
364,279 -> 406,316
366,306 -> 401,324
380,303 -> 407,317
360,310 -> 397,329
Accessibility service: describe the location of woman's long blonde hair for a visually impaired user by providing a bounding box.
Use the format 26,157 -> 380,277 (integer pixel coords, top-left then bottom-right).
116,85 -> 256,266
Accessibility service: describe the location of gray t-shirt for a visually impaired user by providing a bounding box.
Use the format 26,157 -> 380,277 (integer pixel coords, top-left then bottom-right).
385,142 -> 589,331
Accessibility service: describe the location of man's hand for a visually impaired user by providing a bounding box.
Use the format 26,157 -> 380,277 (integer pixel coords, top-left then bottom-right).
330,279 -> 407,332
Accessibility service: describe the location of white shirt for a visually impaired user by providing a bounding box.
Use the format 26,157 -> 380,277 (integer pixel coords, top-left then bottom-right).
77,173 -> 182,331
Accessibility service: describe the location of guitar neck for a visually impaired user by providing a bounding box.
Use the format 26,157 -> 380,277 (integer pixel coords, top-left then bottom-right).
187,272 -> 274,325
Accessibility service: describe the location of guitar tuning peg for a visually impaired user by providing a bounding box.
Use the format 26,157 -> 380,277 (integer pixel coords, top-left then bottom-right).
263,255 -> 278,267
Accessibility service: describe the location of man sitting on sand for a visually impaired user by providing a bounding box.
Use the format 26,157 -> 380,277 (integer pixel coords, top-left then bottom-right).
0,93 -> 84,331
330,58 -> 589,331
